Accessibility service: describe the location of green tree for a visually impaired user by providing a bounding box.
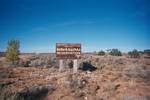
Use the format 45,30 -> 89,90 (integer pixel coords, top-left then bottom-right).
109,49 -> 122,56
128,49 -> 140,58
98,50 -> 105,56
6,39 -> 20,64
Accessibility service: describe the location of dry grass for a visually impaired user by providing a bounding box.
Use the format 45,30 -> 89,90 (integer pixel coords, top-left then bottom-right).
0,54 -> 150,100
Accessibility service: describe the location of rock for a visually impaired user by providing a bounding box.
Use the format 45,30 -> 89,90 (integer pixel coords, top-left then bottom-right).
79,61 -> 97,72
86,71 -> 92,74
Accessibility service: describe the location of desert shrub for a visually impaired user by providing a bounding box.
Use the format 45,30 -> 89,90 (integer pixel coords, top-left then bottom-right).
0,85 -> 55,100
122,95 -> 148,100
23,60 -> 30,67
128,49 -> 140,58
30,60 -> 39,67
105,81 -> 120,97
98,50 -> 105,56
30,59 -> 45,67
6,39 -> 20,65
29,56 -> 52,67
115,58 -> 125,65
127,66 -> 150,80
138,51 -> 144,55
0,92 -> 18,100
69,74 -> 87,91
144,49 -> 150,56
109,49 -> 122,56
68,60 -> 73,68
17,59 -> 30,67
0,71 -> 11,78
17,85 -> 54,100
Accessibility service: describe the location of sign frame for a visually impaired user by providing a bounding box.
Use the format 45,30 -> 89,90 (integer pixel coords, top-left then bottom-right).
56,43 -> 81,59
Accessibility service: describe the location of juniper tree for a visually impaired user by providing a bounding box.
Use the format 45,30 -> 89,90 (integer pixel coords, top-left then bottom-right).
128,49 -> 140,58
109,49 -> 122,56
6,39 -> 20,64
144,49 -> 150,56
98,50 -> 105,56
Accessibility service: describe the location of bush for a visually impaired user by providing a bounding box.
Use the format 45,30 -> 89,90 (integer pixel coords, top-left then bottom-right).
128,49 -> 140,58
138,51 -> 144,55
144,49 -> 150,56
122,95 -> 148,100
29,56 -> 52,67
23,60 -> 30,67
98,50 -> 105,56
68,60 -> 73,68
6,39 -> 20,64
109,49 -> 122,56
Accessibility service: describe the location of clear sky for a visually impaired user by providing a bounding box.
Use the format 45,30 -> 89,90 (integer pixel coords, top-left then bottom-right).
0,0 -> 149,53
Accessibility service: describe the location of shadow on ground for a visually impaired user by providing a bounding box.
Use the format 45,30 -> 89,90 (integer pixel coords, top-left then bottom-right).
79,62 -> 97,72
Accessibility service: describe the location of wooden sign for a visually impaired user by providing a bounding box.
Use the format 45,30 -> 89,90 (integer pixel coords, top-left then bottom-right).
56,43 -> 81,59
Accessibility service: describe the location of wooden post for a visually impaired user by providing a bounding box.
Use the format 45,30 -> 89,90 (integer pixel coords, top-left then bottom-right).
59,59 -> 64,72
73,59 -> 78,73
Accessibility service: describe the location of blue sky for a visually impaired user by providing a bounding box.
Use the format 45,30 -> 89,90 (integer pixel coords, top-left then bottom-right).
0,0 -> 149,53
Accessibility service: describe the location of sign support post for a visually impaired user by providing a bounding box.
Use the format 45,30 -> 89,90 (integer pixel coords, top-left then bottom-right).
56,43 -> 81,73
73,59 -> 78,73
59,59 -> 64,72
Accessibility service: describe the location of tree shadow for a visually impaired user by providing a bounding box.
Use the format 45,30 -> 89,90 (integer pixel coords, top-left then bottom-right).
79,62 -> 97,72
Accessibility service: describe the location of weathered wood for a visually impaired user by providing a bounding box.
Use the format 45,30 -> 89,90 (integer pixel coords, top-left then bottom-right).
59,59 -> 64,72
56,43 -> 81,59
73,59 -> 78,73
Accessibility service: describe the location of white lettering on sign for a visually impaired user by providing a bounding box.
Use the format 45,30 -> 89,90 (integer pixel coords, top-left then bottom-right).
56,43 -> 81,59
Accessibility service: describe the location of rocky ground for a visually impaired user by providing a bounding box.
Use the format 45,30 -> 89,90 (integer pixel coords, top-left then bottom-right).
0,54 -> 150,100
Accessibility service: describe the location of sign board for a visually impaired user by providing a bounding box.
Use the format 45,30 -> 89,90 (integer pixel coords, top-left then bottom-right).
56,43 -> 81,59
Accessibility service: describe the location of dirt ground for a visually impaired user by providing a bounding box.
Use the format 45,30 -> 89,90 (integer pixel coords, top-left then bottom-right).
0,54 -> 150,100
